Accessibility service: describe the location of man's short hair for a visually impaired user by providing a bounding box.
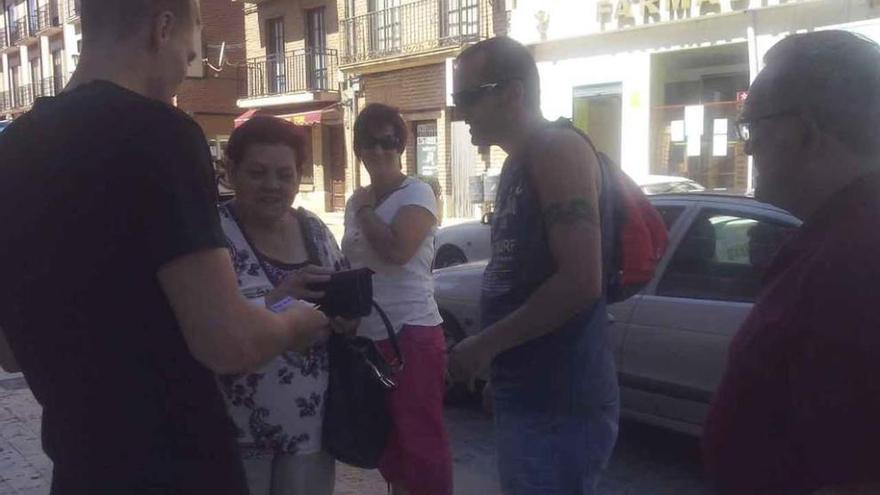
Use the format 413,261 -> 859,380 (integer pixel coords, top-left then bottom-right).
81,0 -> 191,43
457,37 -> 541,111
764,30 -> 880,157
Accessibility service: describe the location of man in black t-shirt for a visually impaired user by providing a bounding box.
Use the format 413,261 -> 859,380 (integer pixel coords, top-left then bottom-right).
0,1 -> 329,493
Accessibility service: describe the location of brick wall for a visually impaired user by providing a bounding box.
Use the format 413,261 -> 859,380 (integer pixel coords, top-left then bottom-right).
176,0 -> 245,119
362,63 -> 445,113
245,0 -> 341,61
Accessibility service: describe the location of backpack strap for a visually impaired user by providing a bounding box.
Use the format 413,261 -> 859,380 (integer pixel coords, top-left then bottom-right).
526,119 -> 618,296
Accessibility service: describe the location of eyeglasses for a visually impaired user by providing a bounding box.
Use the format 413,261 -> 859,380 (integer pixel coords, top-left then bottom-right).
360,135 -> 400,151
736,110 -> 799,143
452,79 -> 516,108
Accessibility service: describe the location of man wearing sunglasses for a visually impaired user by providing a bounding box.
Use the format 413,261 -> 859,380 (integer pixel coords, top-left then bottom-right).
448,37 -> 619,494
703,31 -> 880,494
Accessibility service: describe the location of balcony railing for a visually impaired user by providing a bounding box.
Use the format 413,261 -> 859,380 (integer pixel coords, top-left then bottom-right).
13,84 -> 34,109
34,77 -> 62,98
67,0 -> 80,20
0,29 -> 7,50
239,48 -> 339,100
9,17 -> 29,45
31,3 -> 61,34
340,0 -> 489,65
0,91 -> 11,112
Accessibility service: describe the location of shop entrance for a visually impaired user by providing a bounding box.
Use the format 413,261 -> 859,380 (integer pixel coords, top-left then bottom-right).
650,43 -> 750,193
573,83 -> 622,166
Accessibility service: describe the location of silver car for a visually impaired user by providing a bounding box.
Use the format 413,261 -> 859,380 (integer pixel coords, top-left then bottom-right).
433,175 -> 706,268
435,194 -> 799,435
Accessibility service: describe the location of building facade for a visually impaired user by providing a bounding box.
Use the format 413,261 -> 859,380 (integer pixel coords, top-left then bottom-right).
178,0 -> 247,163
237,0 -> 506,217
0,0 -> 81,125
504,0 -> 880,195
237,0 -> 345,213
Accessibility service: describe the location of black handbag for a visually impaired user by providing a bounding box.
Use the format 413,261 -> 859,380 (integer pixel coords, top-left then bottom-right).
321,289 -> 403,468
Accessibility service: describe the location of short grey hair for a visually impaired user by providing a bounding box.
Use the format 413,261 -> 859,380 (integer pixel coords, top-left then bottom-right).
764,30 -> 880,157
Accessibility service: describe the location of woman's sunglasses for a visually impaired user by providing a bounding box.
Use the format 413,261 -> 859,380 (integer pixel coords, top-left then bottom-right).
360,135 -> 400,151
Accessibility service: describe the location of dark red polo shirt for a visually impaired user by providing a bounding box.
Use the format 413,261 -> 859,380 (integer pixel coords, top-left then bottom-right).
703,172 -> 880,495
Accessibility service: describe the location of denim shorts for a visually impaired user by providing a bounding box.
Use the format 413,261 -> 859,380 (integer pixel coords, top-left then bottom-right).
494,399 -> 619,495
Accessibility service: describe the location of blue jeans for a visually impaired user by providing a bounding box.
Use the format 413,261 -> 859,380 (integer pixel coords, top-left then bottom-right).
494,401 -> 619,495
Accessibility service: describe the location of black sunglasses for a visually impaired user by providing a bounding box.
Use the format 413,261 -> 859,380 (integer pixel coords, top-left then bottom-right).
452,79 -> 517,108
360,135 -> 401,151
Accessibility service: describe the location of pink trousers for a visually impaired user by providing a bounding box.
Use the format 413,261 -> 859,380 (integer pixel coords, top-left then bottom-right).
375,325 -> 453,495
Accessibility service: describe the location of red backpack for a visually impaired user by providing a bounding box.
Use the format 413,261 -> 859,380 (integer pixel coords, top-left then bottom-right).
536,118 -> 669,303
542,119 -> 669,302
595,150 -> 669,302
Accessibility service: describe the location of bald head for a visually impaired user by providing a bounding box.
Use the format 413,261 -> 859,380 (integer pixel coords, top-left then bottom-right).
456,36 -> 541,111
752,30 -> 880,158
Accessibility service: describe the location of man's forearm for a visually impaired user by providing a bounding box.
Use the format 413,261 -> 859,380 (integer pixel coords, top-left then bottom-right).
479,272 -> 601,357
193,304 -> 295,374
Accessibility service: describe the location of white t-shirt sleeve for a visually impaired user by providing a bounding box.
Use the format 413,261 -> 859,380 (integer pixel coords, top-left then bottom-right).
397,180 -> 438,220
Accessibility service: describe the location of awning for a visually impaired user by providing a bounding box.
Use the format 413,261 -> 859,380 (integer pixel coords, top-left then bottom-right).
234,109 -> 258,128
281,105 -> 340,126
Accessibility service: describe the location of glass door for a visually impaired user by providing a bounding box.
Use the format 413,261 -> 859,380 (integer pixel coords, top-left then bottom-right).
265,18 -> 285,94
306,8 -> 327,90
370,0 -> 400,55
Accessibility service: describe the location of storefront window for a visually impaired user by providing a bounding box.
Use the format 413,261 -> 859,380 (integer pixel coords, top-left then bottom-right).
650,44 -> 750,194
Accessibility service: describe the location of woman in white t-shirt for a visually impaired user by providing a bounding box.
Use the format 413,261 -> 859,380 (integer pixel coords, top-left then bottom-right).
342,103 -> 452,495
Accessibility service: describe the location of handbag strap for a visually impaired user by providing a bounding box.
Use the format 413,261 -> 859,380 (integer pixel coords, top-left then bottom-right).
371,301 -> 404,373
219,202 -> 276,298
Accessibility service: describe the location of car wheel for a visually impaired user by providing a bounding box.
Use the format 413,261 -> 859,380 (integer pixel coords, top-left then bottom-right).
433,245 -> 467,269
441,312 -> 483,406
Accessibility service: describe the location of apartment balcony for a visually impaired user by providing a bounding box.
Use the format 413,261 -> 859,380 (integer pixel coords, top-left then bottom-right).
31,2 -> 62,35
0,29 -> 7,50
67,0 -> 80,20
35,76 -> 63,98
9,17 -> 29,45
238,48 -> 340,108
12,84 -> 34,110
0,91 -> 11,113
340,0 -> 490,69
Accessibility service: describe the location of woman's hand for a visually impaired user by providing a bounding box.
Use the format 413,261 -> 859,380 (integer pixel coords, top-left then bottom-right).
330,317 -> 360,336
265,265 -> 333,307
349,186 -> 376,216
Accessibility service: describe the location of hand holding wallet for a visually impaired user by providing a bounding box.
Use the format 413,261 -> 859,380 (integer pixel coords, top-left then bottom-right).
306,268 -> 375,319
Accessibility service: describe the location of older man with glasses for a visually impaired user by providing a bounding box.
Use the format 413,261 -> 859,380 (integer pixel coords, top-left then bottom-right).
704,30 -> 880,495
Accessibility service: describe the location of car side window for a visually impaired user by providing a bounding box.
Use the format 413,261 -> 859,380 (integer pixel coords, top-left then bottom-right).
654,205 -> 685,231
656,209 -> 794,302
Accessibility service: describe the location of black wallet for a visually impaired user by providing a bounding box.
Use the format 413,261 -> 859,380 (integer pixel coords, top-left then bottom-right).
308,268 -> 375,319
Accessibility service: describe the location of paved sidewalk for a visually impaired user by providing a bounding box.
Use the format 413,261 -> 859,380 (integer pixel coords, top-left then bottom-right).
0,371 -> 498,495
0,373 -> 50,495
